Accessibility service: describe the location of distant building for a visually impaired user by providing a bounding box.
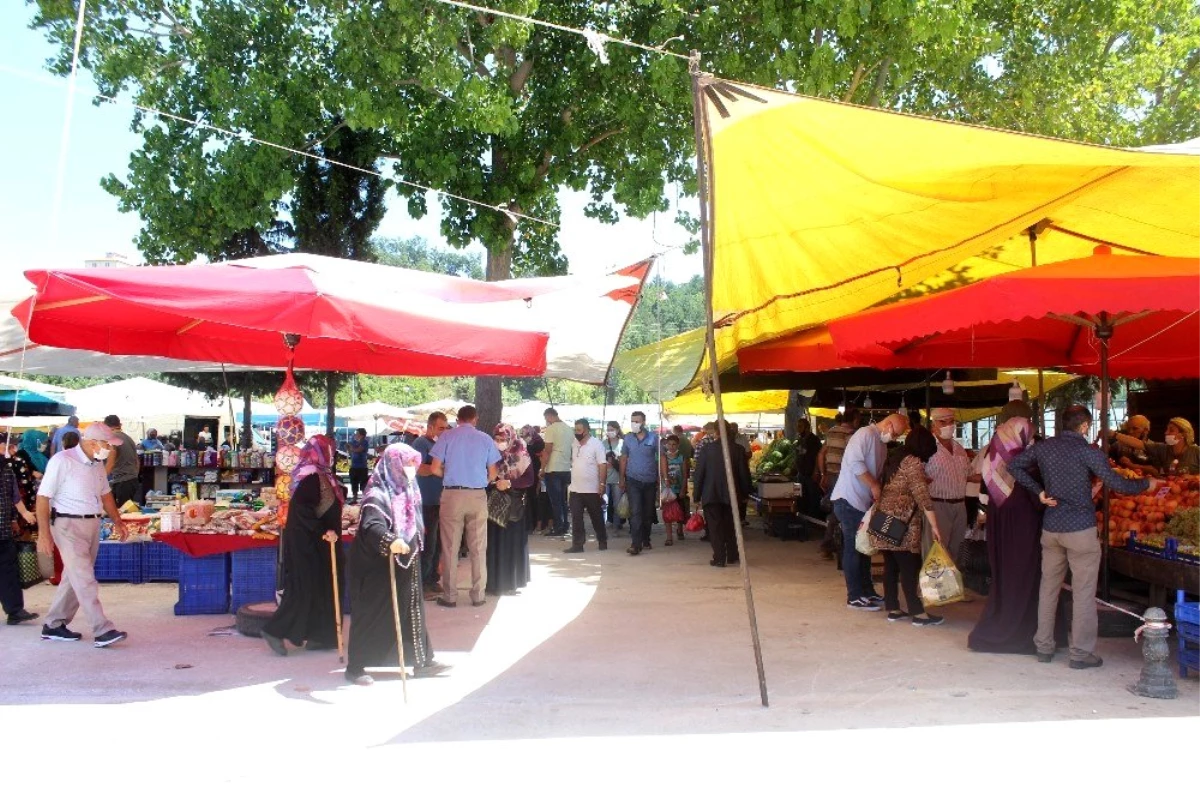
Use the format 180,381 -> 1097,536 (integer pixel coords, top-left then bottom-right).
84,252 -> 136,268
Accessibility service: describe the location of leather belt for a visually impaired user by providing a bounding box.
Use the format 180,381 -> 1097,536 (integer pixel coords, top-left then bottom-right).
932,497 -> 965,503
443,486 -> 485,490
54,513 -> 103,519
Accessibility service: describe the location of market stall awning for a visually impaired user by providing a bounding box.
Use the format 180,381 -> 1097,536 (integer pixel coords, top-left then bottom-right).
829,251 -> 1200,379
663,389 -> 790,416
697,75 -> 1199,363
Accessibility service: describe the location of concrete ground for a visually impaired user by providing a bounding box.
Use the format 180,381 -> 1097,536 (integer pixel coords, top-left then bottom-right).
4,518 -> 1197,794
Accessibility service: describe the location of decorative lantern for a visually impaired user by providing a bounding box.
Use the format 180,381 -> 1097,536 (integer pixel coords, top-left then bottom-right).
275,443 -> 301,475
274,367 -> 305,416
275,473 -> 293,501
276,414 -> 306,447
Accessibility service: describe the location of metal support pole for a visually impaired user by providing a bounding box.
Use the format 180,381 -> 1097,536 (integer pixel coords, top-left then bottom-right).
690,52 -> 769,707
1096,315 -> 1114,601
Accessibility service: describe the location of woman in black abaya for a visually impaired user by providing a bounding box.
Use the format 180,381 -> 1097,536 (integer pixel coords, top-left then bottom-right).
486,424 -> 533,596
345,442 -> 447,685
261,435 -> 344,656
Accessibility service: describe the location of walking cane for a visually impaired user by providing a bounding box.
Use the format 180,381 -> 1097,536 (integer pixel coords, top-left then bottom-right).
328,538 -> 344,664
389,555 -> 410,703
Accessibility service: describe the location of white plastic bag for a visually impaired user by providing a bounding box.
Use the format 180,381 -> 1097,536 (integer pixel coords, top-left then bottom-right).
855,505 -> 877,556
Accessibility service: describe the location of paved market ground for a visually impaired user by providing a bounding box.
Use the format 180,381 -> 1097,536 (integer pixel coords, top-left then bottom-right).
4,519 -> 1197,793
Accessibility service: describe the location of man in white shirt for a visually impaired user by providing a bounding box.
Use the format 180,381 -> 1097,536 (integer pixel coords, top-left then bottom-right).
564,419 -> 608,554
925,408 -> 974,564
35,422 -> 129,647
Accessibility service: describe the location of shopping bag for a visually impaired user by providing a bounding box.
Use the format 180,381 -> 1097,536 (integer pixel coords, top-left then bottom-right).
854,506 -> 878,556
684,510 -> 706,532
919,541 -> 965,607
487,490 -> 513,526
659,486 -> 677,504
617,494 -> 631,520
661,499 -> 685,524
16,542 -> 43,588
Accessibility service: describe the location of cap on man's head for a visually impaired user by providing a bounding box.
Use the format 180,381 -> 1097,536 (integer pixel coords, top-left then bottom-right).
82,422 -> 123,445
104,414 -> 121,428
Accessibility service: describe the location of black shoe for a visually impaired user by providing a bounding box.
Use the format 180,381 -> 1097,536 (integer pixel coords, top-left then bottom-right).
643,541 -> 652,550
436,598 -> 457,608
41,623 -> 82,642
599,542 -> 608,551
94,629 -> 128,648
627,545 -> 642,556
262,630 -> 287,656
700,534 -> 711,542
728,558 -> 740,565
710,560 -> 726,568
1069,654 -> 1103,670
562,545 -> 585,554
305,641 -> 335,651
911,615 -> 945,627
471,600 -> 486,608
1036,652 -> 1054,663
7,609 -> 38,625
414,661 -> 452,678
866,593 -> 885,604
887,611 -> 910,623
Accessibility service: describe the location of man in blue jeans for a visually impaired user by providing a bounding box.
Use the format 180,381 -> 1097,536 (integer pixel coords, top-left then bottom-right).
619,411 -> 659,555
540,408 -> 574,537
831,413 -> 909,610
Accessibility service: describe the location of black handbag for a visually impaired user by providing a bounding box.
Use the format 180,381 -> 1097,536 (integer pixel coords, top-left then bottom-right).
506,490 -> 527,523
867,506 -> 913,546
487,489 -> 513,526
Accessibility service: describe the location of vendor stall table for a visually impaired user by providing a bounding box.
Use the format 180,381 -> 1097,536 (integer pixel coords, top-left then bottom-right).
1107,547 -> 1200,607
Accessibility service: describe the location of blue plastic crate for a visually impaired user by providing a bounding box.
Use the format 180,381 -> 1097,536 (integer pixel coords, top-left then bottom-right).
1180,638 -> 1199,679
94,542 -> 143,583
143,542 -> 181,581
230,546 -> 278,613
174,553 -> 229,615
1175,590 -> 1198,643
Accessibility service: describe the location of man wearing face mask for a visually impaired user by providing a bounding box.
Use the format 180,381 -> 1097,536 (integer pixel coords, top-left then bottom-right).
830,413 -> 909,610
35,422 -> 129,647
924,409 -> 973,564
413,412 -> 449,598
1009,405 -> 1154,669
564,420 -> 608,553
619,411 -> 659,555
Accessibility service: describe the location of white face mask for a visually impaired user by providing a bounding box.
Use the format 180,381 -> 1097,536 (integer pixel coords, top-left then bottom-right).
936,424 -> 954,439
496,440 -> 510,452
92,446 -> 111,461
879,431 -> 893,445
631,422 -> 643,433
1166,435 -> 1180,446
403,465 -> 417,482
606,430 -> 618,439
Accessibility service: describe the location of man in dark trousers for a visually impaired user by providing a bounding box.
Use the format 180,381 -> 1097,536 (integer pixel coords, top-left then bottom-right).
693,422 -> 753,567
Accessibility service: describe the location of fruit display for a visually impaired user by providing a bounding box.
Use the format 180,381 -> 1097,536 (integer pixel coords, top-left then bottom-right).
1102,474 -> 1200,561
755,438 -> 795,477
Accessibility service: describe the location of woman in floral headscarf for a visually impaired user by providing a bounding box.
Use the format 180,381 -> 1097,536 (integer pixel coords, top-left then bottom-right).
486,423 -> 534,596
262,435 -> 346,657
345,442 -> 447,685
968,416 -> 1045,654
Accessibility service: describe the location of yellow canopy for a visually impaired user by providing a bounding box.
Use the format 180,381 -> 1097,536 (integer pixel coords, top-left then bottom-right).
663,389 -> 790,416
701,77 -> 1199,357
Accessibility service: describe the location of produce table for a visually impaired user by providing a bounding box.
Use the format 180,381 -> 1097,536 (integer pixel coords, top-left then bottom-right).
152,532 -> 277,558
1108,547 -> 1200,606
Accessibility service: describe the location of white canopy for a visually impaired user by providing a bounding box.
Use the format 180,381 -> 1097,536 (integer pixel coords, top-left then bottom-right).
66,377 -> 234,440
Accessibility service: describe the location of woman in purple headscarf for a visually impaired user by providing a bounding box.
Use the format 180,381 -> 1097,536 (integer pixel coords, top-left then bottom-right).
345,442 -> 448,685
968,415 -> 1045,654
486,424 -> 534,596
262,435 -> 345,657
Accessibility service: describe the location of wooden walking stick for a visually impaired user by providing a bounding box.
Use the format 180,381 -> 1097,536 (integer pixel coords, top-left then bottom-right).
328,537 -> 344,664
388,554 -> 410,703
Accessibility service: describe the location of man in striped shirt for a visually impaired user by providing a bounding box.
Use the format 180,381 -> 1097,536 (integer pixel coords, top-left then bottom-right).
925,408 -> 974,565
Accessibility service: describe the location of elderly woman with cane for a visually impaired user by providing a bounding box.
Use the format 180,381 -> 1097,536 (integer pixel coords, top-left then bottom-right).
345,442 -> 449,686
261,435 -> 345,657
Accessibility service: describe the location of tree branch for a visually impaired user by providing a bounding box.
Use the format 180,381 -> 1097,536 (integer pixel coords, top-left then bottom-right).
510,57 -> 534,96
841,63 -> 867,102
866,57 -> 893,106
813,27 -> 824,48
456,40 -> 492,80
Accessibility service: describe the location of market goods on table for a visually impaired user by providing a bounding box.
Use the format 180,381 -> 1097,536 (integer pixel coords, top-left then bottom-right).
754,438 -> 794,478
1100,472 -> 1200,562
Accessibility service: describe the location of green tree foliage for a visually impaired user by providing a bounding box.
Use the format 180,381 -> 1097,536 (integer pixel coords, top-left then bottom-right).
371,236 -> 485,280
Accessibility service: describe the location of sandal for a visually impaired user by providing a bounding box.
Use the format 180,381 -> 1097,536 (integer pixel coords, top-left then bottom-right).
627,545 -> 642,556
665,537 -> 674,546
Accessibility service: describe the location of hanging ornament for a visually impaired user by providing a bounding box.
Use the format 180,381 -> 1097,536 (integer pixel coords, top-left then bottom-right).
276,414 -> 306,447
275,443 -> 301,475
1008,380 -> 1025,402
863,393 -> 873,410
274,367 -> 305,416
941,371 -> 955,395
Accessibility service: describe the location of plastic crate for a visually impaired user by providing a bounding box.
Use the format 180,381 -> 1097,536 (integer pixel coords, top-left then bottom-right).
1175,590 -> 1198,641
230,547 -> 278,613
1180,639 -> 1199,679
174,553 -> 229,615
143,542 -> 181,581
94,542 -> 143,583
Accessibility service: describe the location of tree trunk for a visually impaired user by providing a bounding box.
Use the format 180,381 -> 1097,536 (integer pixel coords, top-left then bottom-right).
783,390 -> 802,439
242,380 -> 253,450
474,236 -> 514,433
326,372 -> 338,438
